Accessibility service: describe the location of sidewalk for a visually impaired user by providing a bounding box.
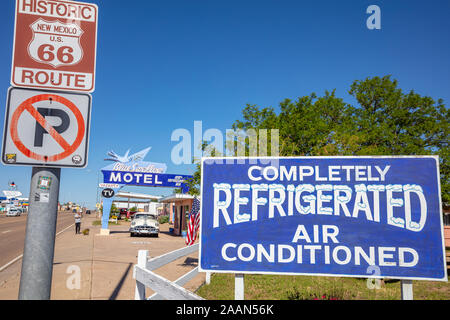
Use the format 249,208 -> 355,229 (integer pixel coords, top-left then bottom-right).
0,214 -> 206,300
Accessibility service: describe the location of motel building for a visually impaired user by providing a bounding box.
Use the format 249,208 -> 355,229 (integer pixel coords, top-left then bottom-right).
159,193 -> 195,236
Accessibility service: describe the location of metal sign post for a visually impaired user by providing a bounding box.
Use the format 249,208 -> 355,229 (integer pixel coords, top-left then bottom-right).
18,167 -> 61,300
234,274 -> 245,300
401,280 -> 414,300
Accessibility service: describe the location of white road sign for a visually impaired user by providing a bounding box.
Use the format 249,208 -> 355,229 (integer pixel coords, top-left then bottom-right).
99,183 -> 120,189
2,87 -> 91,168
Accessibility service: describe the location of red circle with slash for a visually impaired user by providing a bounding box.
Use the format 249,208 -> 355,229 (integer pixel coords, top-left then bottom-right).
9,94 -> 85,162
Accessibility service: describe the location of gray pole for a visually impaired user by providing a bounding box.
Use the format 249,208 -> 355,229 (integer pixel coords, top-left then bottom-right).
401,280 -> 414,300
18,167 -> 61,300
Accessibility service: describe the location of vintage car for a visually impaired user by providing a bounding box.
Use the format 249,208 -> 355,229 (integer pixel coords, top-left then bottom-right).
129,212 -> 159,237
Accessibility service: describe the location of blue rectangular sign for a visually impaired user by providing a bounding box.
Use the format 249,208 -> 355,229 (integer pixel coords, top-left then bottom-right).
199,156 -> 447,281
102,170 -> 192,190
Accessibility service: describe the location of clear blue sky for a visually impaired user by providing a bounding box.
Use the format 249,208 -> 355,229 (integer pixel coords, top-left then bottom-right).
0,0 -> 449,209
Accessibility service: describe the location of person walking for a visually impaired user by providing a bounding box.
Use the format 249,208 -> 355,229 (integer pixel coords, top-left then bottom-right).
74,212 -> 81,234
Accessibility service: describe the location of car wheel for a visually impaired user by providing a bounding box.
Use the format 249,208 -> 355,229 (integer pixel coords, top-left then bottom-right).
130,233 -> 135,237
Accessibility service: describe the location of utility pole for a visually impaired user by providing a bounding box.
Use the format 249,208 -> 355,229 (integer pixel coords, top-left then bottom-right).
18,167 -> 61,300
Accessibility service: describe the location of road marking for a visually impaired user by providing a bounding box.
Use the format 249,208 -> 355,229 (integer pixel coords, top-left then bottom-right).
56,223 -> 74,237
2,230 -> 12,234
0,254 -> 22,273
0,222 -> 74,273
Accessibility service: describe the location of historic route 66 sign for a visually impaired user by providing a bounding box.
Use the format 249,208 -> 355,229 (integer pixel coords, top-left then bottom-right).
28,19 -> 84,68
11,0 -> 98,93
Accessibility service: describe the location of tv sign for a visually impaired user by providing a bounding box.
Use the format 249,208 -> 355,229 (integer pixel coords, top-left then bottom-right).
199,156 -> 448,281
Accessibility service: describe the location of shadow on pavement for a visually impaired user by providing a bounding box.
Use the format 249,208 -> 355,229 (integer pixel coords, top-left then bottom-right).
159,230 -> 180,237
179,257 -> 198,267
109,262 -> 133,300
110,231 -> 129,234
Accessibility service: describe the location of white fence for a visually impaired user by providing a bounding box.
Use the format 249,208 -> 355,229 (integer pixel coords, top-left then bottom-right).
133,243 -> 204,300
133,243 -> 418,300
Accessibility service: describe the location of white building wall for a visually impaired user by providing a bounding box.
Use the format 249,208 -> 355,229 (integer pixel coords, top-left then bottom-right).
114,201 -> 163,214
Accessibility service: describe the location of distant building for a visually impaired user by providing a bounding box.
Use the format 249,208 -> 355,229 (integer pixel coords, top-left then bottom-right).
159,194 -> 195,236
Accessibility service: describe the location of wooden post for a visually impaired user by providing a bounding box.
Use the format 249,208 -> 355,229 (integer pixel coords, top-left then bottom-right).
235,274 -> 244,300
205,272 -> 211,285
401,280 -> 413,300
134,250 -> 148,300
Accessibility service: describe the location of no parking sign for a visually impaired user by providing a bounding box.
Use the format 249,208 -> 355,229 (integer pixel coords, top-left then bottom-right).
2,87 -> 91,168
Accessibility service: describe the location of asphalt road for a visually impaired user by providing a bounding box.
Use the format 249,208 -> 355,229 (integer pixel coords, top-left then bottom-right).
0,211 -> 75,268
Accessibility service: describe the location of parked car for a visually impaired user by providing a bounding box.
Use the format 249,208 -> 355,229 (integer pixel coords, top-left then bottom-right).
6,208 -> 21,217
119,209 -> 137,220
129,212 -> 159,237
119,208 -> 128,220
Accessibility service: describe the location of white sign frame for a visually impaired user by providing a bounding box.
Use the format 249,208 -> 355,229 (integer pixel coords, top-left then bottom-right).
2,87 -> 91,168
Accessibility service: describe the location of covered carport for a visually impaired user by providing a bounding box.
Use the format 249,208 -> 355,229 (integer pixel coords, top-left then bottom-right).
112,192 -> 162,216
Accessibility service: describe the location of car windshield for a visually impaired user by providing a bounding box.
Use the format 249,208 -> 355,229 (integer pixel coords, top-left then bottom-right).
134,214 -> 156,220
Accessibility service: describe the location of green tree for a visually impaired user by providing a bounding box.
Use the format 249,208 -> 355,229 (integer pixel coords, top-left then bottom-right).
231,75 -> 449,203
186,141 -> 219,196
99,203 -> 119,216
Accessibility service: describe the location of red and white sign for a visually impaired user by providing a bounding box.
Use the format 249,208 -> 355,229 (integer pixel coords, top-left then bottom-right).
11,0 -> 98,93
2,87 -> 91,168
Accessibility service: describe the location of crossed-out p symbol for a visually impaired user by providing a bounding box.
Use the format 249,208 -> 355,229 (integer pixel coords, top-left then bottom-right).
34,107 -> 70,147
9,93 -> 86,163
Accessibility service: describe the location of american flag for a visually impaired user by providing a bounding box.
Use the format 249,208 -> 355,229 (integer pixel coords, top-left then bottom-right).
185,198 -> 200,246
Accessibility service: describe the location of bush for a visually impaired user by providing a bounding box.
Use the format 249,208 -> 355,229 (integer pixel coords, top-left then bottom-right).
92,220 -> 120,226
158,215 -> 169,224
